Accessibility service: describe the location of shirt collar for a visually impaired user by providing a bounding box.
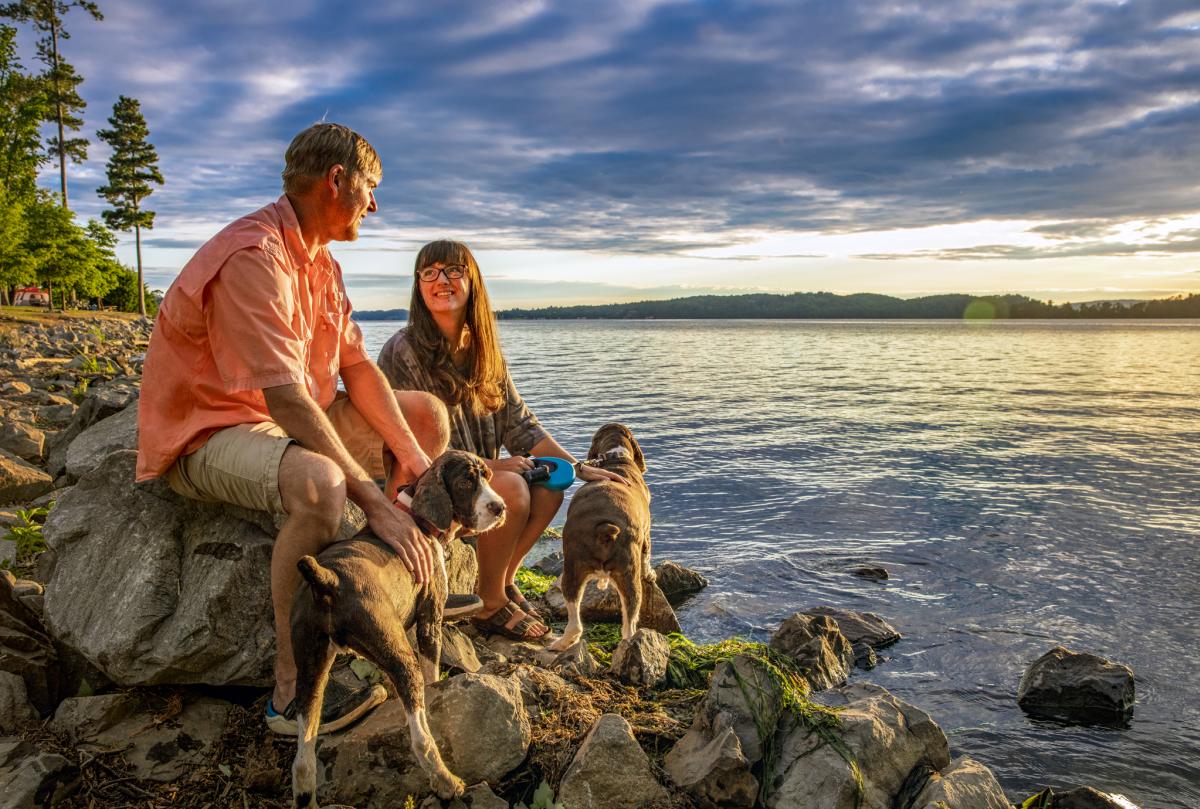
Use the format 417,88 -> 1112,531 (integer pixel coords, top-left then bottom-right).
274,194 -> 325,268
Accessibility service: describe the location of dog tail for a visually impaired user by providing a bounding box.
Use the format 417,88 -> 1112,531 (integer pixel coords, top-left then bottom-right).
297,556 -> 340,600
595,522 -> 621,543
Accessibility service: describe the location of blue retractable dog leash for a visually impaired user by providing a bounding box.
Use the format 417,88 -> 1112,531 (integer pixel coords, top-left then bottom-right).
520,456 -> 576,490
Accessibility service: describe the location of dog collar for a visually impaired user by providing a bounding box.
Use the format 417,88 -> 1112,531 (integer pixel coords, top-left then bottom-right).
394,487 -> 445,540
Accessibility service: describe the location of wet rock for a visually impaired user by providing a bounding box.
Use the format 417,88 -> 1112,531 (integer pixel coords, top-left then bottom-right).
531,550 -> 563,576
0,448 -> 53,505
0,738 -> 79,808
64,403 -> 137,479
853,642 -> 878,670
852,565 -> 889,581
896,757 -> 1010,809
559,713 -> 668,809
0,422 -> 45,462
0,670 -> 37,733
769,613 -> 853,691
653,560 -> 709,605
550,639 -> 601,678
1055,786 -> 1143,808
610,628 -> 670,687
52,691 -> 231,782
664,724 -> 758,809
544,576 -> 681,635
1017,646 -> 1135,724
802,606 -> 901,649
319,673 -> 530,806
765,682 -> 950,809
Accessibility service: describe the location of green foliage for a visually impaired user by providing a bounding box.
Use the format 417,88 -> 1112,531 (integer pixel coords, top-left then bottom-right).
1,505 -> 49,571
1021,789 -> 1054,809
514,566 -> 556,599
103,264 -> 157,315
0,24 -> 48,199
70,374 -> 87,400
514,780 -> 565,809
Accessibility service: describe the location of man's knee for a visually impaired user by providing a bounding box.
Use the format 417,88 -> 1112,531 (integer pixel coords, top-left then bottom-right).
279,446 -> 346,532
394,390 -> 450,456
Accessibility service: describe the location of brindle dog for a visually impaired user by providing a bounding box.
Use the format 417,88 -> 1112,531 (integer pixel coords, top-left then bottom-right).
289,450 -> 505,808
549,423 -> 653,652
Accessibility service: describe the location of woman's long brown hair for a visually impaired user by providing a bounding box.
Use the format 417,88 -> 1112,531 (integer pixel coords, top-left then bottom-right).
407,240 -> 506,414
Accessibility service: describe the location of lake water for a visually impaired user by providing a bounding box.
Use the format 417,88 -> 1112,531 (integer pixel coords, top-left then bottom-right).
359,319 -> 1200,809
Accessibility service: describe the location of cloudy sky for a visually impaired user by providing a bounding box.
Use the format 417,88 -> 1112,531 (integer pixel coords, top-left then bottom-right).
12,0 -> 1200,308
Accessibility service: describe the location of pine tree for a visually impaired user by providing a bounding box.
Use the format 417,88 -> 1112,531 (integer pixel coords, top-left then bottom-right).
0,0 -> 102,209
96,94 -> 162,317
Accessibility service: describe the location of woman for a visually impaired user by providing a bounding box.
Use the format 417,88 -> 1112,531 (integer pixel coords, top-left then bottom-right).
378,239 -> 624,642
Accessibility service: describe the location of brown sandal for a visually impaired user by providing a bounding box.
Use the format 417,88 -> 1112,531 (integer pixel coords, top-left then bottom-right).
505,583 -> 543,621
472,601 -> 550,643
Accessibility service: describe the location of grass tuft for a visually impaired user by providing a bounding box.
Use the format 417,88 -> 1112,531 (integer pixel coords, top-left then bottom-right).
514,566 -> 557,599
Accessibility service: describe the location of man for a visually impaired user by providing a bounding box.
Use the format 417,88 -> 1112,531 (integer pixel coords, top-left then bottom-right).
137,123 -> 448,733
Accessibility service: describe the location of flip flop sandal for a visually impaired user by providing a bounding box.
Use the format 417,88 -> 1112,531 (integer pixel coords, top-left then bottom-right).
472,600 -> 550,643
505,583 -> 543,621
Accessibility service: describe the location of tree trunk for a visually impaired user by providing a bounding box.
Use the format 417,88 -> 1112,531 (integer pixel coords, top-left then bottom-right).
50,16 -> 68,209
135,221 -> 146,317
47,279 -> 54,312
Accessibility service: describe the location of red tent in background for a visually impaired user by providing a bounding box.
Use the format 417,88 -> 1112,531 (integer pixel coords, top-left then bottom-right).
13,287 -> 50,306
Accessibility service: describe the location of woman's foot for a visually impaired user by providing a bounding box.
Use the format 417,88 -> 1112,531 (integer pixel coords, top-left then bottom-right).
472,601 -> 550,643
504,582 -> 542,621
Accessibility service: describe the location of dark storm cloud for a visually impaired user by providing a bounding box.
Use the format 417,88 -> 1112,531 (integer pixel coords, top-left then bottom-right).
37,0 -> 1200,255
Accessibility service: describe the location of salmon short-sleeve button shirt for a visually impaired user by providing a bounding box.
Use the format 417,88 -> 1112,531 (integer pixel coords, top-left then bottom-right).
136,196 -> 369,481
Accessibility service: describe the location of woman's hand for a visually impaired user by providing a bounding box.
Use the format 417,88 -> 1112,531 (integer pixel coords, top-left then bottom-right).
487,455 -> 536,474
577,463 -> 628,485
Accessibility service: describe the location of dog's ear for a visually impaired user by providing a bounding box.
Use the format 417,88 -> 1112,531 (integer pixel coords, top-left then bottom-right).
411,456 -> 454,532
629,433 -> 646,472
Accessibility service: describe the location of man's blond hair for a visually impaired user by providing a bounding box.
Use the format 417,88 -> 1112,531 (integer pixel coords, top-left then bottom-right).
281,123 -> 382,195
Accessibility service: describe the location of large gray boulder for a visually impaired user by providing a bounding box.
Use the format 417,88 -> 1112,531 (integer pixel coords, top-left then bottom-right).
664,725 -> 758,809
44,379 -> 139,477
64,402 -> 138,479
1017,646 -> 1135,724
769,613 -> 853,691
0,448 -> 53,505
544,576 -> 682,635
318,673 -> 530,807
558,713 -> 668,809
765,682 -> 951,809
43,450 -> 478,688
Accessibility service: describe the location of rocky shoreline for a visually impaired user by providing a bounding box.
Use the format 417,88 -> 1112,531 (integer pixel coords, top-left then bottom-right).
0,313 -> 1141,809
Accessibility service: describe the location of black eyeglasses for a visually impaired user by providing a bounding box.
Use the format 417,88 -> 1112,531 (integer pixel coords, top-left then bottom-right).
418,265 -> 467,282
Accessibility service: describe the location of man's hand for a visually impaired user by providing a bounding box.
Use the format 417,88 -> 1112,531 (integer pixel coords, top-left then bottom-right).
392,445 -> 433,487
365,499 -> 435,584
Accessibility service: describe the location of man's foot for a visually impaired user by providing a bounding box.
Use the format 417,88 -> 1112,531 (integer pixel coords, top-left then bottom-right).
265,679 -> 387,735
471,601 -> 551,643
444,593 -> 485,620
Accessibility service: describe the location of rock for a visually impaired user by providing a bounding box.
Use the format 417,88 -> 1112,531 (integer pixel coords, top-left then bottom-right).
0,671 -> 37,733
664,724 -> 758,809
852,565 -> 889,581
802,606 -> 901,649
0,448 -> 53,505
64,403 -> 138,479
769,613 -> 853,691
559,713 -> 668,809
550,639 -> 602,678
766,682 -> 950,809
1055,786 -> 1143,808
0,380 -> 32,396
531,550 -> 563,576
0,738 -> 79,808
52,691 -> 231,782
896,757 -> 1010,809
0,422 -> 45,462
419,782 -> 508,809
695,655 -> 782,764
610,628 -> 670,687
0,570 -> 61,714
440,624 -> 482,674
544,577 -> 681,635
444,537 -> 478,596
653,560 -> 709,604
319,673 -> 530,807
1017,646 -> 1135,724
483,634 -> 560,668
853,642 -> 878,670
36,403 -> 76,425
44,379 -> 139,477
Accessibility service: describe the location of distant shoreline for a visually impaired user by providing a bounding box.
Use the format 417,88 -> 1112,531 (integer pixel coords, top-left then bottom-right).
352,290 -> 1200,321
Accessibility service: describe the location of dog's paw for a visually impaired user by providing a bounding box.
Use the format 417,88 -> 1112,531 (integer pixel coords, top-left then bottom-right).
547,634 -> 580,652
431,770 -> 466,800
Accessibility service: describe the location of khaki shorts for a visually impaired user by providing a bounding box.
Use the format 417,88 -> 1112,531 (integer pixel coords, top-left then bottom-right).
165,394 -> 387,514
